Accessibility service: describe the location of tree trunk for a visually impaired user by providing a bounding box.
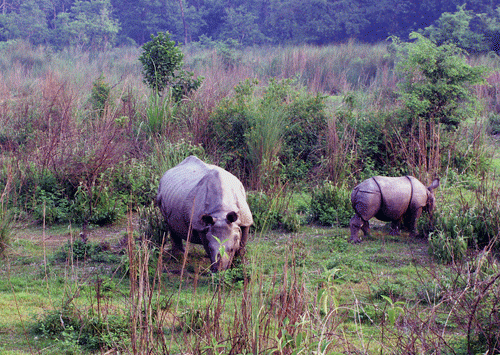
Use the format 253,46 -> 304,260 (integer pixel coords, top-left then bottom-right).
177,0 -> 188,45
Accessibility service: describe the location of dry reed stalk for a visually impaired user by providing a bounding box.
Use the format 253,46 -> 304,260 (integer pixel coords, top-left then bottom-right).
127,211 -> 139,354
326,114 -> 357,183
0,164 -> 12,210
418,117 -> 428,173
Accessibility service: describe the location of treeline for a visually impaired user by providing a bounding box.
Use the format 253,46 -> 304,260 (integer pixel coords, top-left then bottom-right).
0,0 -> 499,51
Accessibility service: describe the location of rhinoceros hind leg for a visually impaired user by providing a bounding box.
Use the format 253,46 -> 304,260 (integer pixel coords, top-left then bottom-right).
361,220 -> 370,236
349,215 -> 365,243
407,207 -> 423,238
389,221 -> 401,236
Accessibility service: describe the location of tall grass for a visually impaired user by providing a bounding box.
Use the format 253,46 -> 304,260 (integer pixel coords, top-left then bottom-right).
0,39 -> 498,227
246,106 -> 286,190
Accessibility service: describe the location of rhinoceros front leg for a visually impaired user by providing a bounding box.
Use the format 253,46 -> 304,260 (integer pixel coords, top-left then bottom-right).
349,214 -> 367,243
169,231 -> 185,254
235,226 -> 250,258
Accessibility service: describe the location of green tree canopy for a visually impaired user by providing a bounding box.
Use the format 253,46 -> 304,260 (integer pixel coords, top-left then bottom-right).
421,4 -> 487,53
54,0 -> 120,50
0,0 -> 50,45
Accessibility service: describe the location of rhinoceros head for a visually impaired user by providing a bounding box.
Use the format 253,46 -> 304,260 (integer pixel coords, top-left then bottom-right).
424,178 -> 440,213
201,211 -> 241,272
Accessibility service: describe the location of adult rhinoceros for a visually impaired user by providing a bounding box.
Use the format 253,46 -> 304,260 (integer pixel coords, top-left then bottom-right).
156,156 -> 253,272
349,176 -> 440,243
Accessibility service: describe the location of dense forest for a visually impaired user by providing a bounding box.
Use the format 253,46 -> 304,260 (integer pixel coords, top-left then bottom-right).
0,0 -> 499,51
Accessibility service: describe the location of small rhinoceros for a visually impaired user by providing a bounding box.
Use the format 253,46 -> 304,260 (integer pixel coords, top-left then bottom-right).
156,156 -> 253,272
349,176 -> 440,243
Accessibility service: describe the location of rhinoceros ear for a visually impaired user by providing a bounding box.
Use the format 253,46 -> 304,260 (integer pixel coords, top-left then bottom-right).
428,178 -> 440,191
226,211 -> 238,223
201,214 -> 216,225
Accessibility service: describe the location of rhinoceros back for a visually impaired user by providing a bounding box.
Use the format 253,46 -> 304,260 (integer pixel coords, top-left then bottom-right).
353,176 -> 413,222
156,156 -> 252,237
374,176 -> 412,221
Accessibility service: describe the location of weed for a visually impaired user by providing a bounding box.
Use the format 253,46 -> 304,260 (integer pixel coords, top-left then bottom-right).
369,277 -> 408,301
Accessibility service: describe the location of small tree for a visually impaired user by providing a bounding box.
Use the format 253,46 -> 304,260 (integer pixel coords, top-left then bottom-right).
139,32 -> 184,94
393,32 -> 486,175
139,32 -> 202,100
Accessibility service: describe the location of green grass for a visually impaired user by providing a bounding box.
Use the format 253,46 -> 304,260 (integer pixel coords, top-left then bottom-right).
0,219 -> 496,354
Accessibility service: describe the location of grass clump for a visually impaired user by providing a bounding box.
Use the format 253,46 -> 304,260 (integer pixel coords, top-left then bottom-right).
310,181 -> 353,227
31,303 -> 130,353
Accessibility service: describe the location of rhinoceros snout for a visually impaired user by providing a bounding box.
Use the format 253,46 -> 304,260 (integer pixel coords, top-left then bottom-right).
210,253 -> 232,273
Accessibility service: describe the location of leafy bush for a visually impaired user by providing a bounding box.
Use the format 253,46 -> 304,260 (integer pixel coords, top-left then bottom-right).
71,181 -> 125,226
32,302 -> 129,352
428,229 -> 468,264
112,158 -> 158,209
421,5 -> 488,53
208,79 -> 257,179
150,138 -> 206,179
394,32 -> 486,130
429,189 -> 500,263
139,32 -> 184,94
138,203 -> 169,247
33,186 -> 71,224
246,191 -> 301,233
309,181 -> 353,227
208,78 -> 327,188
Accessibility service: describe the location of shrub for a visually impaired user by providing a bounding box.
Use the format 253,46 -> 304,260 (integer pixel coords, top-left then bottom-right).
246,190 -> 301,233
487,113 -> 500,135
430,187 -> 500,263
309,181 -> 353,227
71,181 -> 125,226
208,78 -> 328,188
112,158 -> 158,209
138,203 -> 169,247
428,229 -> 468,264
139,32 -> 184,94
32,302 -> 129,352
150,138 -> 206,179
208,79 -> 257,179
392,32 -> 487,176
